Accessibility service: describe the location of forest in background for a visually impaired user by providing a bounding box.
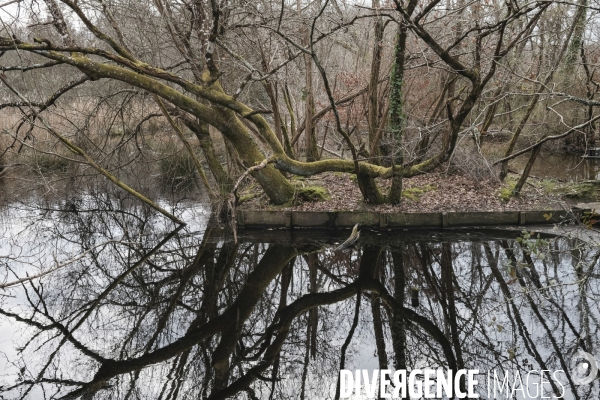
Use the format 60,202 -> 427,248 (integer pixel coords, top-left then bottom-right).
1,0 -> 600,215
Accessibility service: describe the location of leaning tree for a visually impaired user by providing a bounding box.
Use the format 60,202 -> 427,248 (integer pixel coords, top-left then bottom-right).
0,0 -> 555,214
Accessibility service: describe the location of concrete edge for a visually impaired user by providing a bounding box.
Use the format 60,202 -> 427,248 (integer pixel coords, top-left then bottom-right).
237,209 -> 588,229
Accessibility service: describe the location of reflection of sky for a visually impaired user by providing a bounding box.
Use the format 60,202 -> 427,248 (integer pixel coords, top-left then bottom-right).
1,200 -> 599,399
327,238 -> 600,400
0,198 -> 210,399
0,206 -> 52,397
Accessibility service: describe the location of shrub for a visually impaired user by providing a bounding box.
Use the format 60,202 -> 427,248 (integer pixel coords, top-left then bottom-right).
158,149 -> 197,190
29,153 -> 70,174
497,179 -> 517,202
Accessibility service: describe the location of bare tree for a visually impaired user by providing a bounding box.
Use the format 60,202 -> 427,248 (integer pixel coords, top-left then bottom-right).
0,0 -> 563,208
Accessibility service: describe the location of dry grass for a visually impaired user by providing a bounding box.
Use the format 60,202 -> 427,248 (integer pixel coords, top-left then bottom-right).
0,102 -> 206,198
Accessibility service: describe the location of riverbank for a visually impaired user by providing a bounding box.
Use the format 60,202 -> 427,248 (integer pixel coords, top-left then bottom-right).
240,171 -> 595,212
237,171 -> 600,229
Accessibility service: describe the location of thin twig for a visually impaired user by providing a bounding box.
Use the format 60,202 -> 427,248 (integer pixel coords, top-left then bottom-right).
228,158 -> 271,243
1,240 -> 137,289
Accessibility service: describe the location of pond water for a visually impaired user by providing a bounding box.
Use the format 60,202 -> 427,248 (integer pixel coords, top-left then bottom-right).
0,193 -> 599,400
518,153 -> 600,182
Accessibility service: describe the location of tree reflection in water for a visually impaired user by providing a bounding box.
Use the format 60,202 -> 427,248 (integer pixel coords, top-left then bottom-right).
0,199 -> 599,399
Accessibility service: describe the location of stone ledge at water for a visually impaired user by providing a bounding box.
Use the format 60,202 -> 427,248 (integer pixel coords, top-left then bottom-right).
237,208 -> 590,229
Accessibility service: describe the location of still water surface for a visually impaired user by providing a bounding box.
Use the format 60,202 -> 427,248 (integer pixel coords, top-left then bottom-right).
525,154 -> 600,181
0,194 -> 599,399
